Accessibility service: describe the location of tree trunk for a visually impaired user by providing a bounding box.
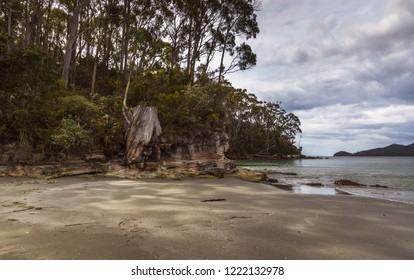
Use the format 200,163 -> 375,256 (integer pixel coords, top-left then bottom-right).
218,26 -> 230,83
62,0 -> 90,88
90,39 -> 101,95
122,73 -> 162,164
42,0 -> 54,51
120,0 -> 130,81
122,105 -> 162,164
186,16 -> 193,78
6,0 -> 12,53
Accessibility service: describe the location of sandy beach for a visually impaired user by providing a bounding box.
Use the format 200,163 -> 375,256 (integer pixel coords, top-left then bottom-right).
0,176 -> 413,260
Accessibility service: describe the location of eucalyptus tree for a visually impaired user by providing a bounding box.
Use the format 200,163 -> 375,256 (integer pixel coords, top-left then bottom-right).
46,2 -> 67,60
161,0 -> 217,84
61,0 -> 90,88
216,0 -> 260,81
1,0 -> 24,54
24,0 -> 55,48
161,0 -> 260,84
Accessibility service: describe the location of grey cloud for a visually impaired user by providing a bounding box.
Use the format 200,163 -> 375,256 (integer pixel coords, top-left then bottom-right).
229,0 -> 414,155
282,20 -> 294,27
322,2 -> 414,58
390,0 -> 414,14
290,49 -> 311,64
392,75 -> 414,102
382,127 -> 414,143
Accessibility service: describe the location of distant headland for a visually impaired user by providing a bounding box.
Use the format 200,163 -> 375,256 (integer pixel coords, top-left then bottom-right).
334,143 -> 414,156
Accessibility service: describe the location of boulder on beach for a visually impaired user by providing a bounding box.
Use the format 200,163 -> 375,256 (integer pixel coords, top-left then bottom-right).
334,179 -> 366,186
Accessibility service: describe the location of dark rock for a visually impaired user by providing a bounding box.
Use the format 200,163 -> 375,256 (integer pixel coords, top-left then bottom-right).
270,183 -> 293,190
230,216 -> 252,219
197,160 -> 225,178
223,161 -> 237,173
334,179 -> 366,186
200,199 -> 226,202
369,184 -> 389,189
268,171 -> 298,176
203,167 -> 226,178
306,182 -> 323,187
266,178 -> 279,184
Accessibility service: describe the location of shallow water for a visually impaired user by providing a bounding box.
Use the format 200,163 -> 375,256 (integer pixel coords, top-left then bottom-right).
236,157 -> 414,204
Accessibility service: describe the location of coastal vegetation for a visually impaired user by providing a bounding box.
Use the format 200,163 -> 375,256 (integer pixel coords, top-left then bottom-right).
0,0 -> 301,166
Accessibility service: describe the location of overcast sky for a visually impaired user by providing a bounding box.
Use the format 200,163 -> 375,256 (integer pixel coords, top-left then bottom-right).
229,0 -> 414,156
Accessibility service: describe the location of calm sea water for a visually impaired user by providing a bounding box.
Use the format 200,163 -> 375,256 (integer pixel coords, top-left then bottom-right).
236,157 -> 414,204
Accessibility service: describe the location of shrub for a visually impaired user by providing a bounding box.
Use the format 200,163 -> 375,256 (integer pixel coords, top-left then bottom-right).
52,118 -> 92,153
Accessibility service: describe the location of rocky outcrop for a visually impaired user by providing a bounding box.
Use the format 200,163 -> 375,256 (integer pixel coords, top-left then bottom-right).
0,157 -> 107,178
160,131 -> 229,161
106,130 -> 235,178
0,131 -> 235,178
334,179 -> 366,186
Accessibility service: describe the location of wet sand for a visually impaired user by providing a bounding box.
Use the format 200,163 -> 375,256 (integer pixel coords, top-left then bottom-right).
0,176 -> 413,259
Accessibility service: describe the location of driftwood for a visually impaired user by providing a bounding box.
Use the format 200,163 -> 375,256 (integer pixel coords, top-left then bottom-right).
122,72 -> 162,164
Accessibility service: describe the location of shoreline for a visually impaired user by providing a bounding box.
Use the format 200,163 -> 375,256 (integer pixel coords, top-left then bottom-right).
236,158 -> 414,205
1,175 -> 413,260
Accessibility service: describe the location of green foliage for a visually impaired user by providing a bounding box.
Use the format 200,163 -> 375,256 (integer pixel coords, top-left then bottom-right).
58,94 -> 100,123
52,118 -> 92,152
0,31 -> 7,54
150,82 -> 230,137
0,48 -> 58,92
91,95 -> 124,155
0,48 -> 60,145
96,76 -> 122,96
225,88 -> 302,159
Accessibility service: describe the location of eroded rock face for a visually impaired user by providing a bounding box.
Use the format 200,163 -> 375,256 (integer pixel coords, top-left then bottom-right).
159,131 -> 229,162
0,131 -> 234,178
132,130 -> 234,174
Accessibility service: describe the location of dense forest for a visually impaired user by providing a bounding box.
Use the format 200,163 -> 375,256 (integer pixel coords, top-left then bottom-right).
0,0 -> 301,164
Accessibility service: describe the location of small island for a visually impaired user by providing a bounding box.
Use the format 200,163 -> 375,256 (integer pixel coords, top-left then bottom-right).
334,143 -> 414,156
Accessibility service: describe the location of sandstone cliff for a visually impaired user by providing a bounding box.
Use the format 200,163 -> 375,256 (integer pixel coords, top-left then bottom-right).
0,130 -> 234,178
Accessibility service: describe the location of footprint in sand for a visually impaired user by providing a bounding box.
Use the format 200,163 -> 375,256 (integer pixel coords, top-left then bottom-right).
118,218 -> 148,239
